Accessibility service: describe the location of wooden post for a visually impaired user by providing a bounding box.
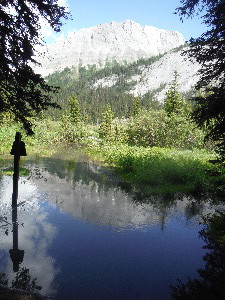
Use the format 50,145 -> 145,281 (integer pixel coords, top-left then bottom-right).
12,132 -> 21,207
9,201 -> 24,272
9,132 -> 26,272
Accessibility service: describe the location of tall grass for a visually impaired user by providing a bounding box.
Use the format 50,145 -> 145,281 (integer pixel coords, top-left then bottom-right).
0,118 -> 93,156
94,144 -> 223,194
0,120 -> 62,156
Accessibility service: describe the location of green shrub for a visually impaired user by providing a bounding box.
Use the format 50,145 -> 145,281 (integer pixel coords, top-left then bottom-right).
116,110 -> 206,149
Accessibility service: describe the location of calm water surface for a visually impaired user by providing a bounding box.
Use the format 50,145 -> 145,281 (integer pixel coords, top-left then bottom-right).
0,152 -> 224,299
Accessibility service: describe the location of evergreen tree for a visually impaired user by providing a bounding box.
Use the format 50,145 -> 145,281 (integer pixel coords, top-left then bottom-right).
132,97 -> 141,117
67,95 -> 81,125
164,71 -> 185,116
99,105 -> 114,140
176,0 -> 225,161
0,0 -> 69,133
176,0 -> 225,87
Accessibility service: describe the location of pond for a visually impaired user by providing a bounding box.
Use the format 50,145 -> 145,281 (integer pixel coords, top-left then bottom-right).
0,151 -> 224,299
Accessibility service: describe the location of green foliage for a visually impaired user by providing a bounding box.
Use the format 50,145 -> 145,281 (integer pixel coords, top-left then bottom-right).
95,144 -> 219,194
98,105 -> 114,140
0,111 -> 15,125
164,113 -> 206,149
176,0 -> 225,87
132,97 -> 141,117
124,110 -> 167,147
45,53 -> 176,122
0,167 -> 30,176
164,71 -> 186,116
60,114 -> 88,144
67,94 -> 81,125
0,123 -> 22,154
116,109 -> 206,149
58,94 -> 92,144
192,83 -> 225,162
0,96 -> 209,157
0,108 -> 223,196
25,118 -> 63,147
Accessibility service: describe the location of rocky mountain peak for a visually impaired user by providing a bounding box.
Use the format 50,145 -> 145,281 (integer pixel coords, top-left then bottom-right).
34,20 -> 185,76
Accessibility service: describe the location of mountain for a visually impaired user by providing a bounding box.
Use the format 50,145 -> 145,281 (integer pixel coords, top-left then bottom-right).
45,47 -> 201,122
34,20 -> 185,77
38,20 -> 201,120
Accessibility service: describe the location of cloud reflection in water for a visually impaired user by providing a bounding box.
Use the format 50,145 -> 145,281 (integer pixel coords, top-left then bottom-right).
0,175 -> 57,297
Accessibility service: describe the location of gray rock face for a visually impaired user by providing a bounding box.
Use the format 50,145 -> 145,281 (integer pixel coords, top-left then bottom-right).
130,50 -> 201,101
34,20 -> 185,76
91,49 -> 201,102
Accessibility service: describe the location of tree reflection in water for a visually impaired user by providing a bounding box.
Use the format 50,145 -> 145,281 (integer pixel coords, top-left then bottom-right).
0,268 -> 45,300
170,212 -> 225,299
12,268 -> 42,292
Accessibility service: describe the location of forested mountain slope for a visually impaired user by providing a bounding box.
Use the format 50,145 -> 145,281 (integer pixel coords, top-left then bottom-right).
46,45 -> 200,121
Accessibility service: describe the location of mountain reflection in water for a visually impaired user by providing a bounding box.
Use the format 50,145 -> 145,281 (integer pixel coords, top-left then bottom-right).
0,154 -> 224,299
26,158 -> 222,230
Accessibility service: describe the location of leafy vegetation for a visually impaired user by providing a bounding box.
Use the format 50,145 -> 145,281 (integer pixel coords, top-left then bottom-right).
0,167 -> 30,176
164,71 -> 188,116
92,144 -> 221,194
1,91 -> 222,196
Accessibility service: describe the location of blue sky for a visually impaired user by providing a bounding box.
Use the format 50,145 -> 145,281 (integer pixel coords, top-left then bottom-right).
56,0 -> 207,41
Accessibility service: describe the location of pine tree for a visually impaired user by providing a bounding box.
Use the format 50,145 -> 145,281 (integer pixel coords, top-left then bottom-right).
176,0 -> 225,161
67,95 -> 81,125
0,0 -> 69,133
164,71 -> 185,116
132,97 -> 141,117
99,105 -> 114,140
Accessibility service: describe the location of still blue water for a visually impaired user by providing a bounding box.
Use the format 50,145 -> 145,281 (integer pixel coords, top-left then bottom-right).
0,154 -> 222,299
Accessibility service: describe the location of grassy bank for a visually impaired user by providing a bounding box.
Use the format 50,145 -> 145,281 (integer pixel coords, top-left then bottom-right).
89,143 -> 224,195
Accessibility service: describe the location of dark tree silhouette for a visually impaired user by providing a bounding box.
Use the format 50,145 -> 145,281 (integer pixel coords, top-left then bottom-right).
177,0 -> 225,86
176,0 -> 225,161
170,212 -> 225,299
0,0 -> 69,134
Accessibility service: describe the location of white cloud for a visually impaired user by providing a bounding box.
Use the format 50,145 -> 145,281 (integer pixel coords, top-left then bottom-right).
58,0 -> 69,7
39,0 -> 70,41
